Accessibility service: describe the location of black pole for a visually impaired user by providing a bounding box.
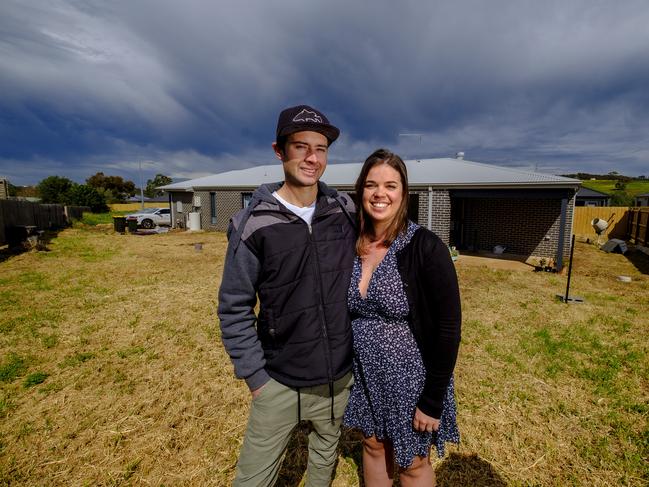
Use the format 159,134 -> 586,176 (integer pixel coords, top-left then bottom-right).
556,197 -> 568,271
563,234 -> 576,303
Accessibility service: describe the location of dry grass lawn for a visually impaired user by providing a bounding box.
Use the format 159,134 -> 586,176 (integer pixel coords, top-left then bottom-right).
0,223 -> 647,486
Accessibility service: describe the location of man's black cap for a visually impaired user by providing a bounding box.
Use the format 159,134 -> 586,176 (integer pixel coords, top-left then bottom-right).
276,105 -> 340,144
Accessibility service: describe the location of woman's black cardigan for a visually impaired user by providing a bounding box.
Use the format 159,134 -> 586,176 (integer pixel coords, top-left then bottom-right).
396,226 -> 462,419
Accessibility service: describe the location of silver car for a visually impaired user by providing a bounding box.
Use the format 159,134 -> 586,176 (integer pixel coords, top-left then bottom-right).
125,208 -> 171,229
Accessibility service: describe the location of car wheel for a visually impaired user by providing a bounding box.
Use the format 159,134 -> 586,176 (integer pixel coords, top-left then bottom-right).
141,219 -> 154,229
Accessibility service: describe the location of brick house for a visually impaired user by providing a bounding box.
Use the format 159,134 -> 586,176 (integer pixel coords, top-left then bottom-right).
634,192 -> 649,207
0,178 -> 8,199
575,187 -> 610,206
161,156 -> 580,269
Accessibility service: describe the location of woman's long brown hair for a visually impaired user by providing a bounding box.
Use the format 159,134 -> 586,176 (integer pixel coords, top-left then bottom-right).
354,148 -> 410,256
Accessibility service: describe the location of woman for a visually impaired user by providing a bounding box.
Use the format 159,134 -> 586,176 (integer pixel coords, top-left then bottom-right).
343,149 -> 461,486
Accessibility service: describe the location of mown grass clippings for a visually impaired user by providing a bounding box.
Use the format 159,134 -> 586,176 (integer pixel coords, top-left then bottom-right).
16,270 -> 52,291
0,354 -> 28,383
123,458 -> 141,481
15,421 -> 33,441
116,346 -> 146,359
0,227 -> 647,486
3,309 -> 62,339
41,334 -> 58,349
0,394 -> 14,419
38,380 -> 63,395
23,372 -> 49,388
59,352 -> 95,368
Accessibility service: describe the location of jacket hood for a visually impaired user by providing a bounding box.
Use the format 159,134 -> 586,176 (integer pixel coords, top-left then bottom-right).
248,181 -> 340,211
229,180 -> 346,254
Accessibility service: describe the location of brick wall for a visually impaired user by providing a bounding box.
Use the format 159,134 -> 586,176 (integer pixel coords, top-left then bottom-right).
171,190 -> 246,232
413,189 -> 451,244
430,190 -> 451,244
169,192 -> 194,228
415,190 -> 428,227
453,196 -> 574,259
193,191 -> 214,230
214,190 -> 244,231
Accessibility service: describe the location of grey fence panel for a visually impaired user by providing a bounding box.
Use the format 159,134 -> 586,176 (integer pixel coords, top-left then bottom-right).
39,204 -> 66,229
0,200 -> 91,245
0,203 -> 5,245
65,206 -> 89,221
1,200 -> 34,227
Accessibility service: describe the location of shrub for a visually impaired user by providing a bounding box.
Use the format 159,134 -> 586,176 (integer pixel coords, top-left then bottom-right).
36,176 -> 74,204
609,191 -> 634,207
66,184 -> 109,213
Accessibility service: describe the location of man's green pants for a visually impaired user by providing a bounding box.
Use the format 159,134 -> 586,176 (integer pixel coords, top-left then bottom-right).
233,373 -> 353,487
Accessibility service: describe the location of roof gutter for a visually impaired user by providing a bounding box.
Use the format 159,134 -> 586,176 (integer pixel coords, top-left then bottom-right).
162,188 -> 195,193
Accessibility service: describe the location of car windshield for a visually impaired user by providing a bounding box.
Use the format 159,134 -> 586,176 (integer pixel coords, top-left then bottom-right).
134,208 -> 159,214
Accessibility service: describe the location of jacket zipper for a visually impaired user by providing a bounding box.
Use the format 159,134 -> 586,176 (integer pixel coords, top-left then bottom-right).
255,200 -> 336,383
307,218 -> 334,382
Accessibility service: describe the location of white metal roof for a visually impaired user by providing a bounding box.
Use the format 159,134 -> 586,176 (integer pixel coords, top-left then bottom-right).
160,157 -> 580,192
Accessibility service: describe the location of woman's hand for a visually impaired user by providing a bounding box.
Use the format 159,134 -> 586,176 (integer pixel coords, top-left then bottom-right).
413,407 -> 440,433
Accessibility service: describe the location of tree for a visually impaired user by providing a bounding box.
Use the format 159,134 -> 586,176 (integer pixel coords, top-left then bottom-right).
66,184 -> 108,212
614,181 -> 626,191
144,174 -> 173,198
95,187 -> 120,204
8,182 -> 18,197
86,172 -> 136,201
609,191 -> 634,207
37,176 -> 74,204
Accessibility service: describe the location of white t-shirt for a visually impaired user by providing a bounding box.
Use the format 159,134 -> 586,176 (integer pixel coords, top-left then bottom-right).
272,191 -> 316,225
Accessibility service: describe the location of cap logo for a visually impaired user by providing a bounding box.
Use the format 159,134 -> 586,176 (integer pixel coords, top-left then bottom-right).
292,109 -> 323,124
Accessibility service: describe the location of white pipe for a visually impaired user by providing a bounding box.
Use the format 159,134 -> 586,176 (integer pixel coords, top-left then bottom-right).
427,186 -> 433,230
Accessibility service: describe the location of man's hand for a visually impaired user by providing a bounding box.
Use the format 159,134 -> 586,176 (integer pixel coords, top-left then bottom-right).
413,407 -> 440,433
251,383 -> 266,399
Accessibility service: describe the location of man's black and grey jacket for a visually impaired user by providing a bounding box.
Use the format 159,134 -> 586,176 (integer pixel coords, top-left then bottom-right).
218,181 -> 357,392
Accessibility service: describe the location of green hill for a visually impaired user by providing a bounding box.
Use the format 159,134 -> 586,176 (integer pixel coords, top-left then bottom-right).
580,179 -> 649,197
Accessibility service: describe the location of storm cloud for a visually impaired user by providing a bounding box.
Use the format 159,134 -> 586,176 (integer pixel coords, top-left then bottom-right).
1,0 -> 648,184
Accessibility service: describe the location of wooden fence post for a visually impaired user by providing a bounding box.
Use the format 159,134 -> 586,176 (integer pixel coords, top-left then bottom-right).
626,208 -> 649,247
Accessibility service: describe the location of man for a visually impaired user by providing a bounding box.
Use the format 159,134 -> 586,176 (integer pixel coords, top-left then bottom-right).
218,105 -> 357,486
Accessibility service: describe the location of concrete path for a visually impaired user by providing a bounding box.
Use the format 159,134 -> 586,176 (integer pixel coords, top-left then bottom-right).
454,252 -> 534,271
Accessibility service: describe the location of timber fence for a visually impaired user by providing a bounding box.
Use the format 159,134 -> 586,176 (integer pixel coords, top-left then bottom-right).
627,208 -> 648,247
0,200 -> 90,246
573,206 -> 630,240
573,206 -> 649,247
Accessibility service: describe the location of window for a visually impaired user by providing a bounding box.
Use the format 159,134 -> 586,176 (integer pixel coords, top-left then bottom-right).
242,192 -> 253,208
210,192 -> 217,224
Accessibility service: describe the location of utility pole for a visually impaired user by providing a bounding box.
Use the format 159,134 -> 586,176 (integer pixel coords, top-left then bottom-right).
139,160 -> 155,210
139,160 -> 145,210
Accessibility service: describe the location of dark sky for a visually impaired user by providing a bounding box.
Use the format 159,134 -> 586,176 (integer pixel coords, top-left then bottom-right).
1,0 -> 648,185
